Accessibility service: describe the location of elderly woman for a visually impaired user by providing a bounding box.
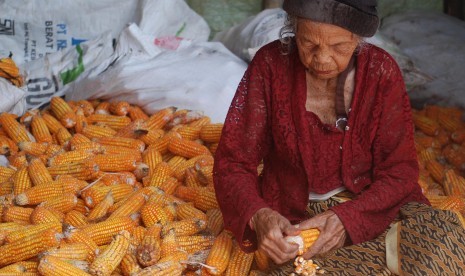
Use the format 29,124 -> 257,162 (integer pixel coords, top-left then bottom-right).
214,0 -> 465,275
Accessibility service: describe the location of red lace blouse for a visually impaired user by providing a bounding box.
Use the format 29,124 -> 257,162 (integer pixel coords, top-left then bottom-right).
213,39 -> 429,252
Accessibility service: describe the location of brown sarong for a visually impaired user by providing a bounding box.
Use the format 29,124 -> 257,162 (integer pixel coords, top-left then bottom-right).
269,199 -> 465,276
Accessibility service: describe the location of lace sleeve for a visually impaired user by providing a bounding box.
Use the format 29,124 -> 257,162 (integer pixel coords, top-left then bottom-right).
213,51 -> 273,252
331,52 -> 428,244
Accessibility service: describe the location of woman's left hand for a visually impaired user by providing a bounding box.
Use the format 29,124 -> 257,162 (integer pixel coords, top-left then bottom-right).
296,210 -> 348,259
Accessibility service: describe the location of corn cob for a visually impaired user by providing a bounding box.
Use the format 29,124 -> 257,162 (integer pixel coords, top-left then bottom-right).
203,230 -> 233,275
146,162 -> 174,187
166,110 -> 204,129
425,160 -> 445,184
108,190 -> 146,219
196,164 -> 214,187
200,123 -> 224,143
82,217 -> 136,245
8,151 -> 27,168
100,172 -> 136,186
64,210 -> 88,228
436,195 -> 465,213
74,198 -> 90,215
44,242 -> 93,261
285,228 -> 321,255
443,144 -> 465,170
176,125 -> 202,140
412,113 -> 440,136
50,97 -> 77,128
30,114 -> 55,143
224,241 -> 254,276
87,192 -> 114,222
185,167 -> 203,188
133,261 -> 183,276
415,135 -> 441,149
38,255 -> 91,276
159,228 -> 178,259
128,105 -> 149,121
0,112 -> 31,143
168,136 -> 211,158
48,159 -> 100,180
81,124 -> 117,139
0,261 -> 38,273
48,149 -> 95,166
142,147 -> 163,173
161,218 -> 207,238
121,252 -> 142,275
25,161 -> 51,189
89,230 -> 131,276
173,154 -> 214,181
15,184 -> 65,205
83,184 -> 133,208
18,141 -> 47,156
0,55 -> 23,87
0,180 -> 13,197
63,229 -> 99,262
95,101 -> 111,115
443,169 -> 465,197
139,128 -> 165,145
55,174 -> 88,193
174,185 -> 197,202
42,193 -> 78,213
0,166 -> 15,183
206,208 -> 224,236
74,108 -> 88,134
11,165 -> 31,196
137,224 -> 162,267
437,111 -> 463,133
2,206 -> 34,223
93,136 -> 145,153
141,202 -> 172,227
87,114 -> 131,131
30,205 -> 63,225
189,116 -> 211,128
177,234 -> 215,254
176,202 -> 208,221
159,177 -> 180,195
93,153 -> 138,172
0,228 -> 61,266
254,248 -> 270,272
0,135 -> 18,156
5,221 -> 62,243
146,107 -> 177,130
146,131 -> 179,154
55,127 -> 73,146
109,101 -> 130,116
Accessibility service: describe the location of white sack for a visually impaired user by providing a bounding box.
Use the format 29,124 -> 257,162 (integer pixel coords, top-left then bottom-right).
380,11 -> 465,109
66,24 -> 248,123
0,78 -> 26,115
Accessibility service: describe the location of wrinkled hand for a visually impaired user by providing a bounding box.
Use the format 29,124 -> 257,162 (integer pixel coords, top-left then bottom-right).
297,210 -> 347,259
250,208 -> 300,264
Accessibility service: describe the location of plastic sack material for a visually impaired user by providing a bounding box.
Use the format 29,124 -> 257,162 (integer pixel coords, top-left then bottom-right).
0,0 -> 210,65
66,24 -> 248,123
0,78 -> 26,116
380,11 -> 465,110
214,8 -> 432,91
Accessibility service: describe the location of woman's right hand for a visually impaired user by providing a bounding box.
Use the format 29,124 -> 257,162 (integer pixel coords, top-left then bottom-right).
250,208 -> 301,264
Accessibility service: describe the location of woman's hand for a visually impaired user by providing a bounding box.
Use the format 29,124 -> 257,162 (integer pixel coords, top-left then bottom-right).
297,210 -> 348,259
250,208 -> 301,264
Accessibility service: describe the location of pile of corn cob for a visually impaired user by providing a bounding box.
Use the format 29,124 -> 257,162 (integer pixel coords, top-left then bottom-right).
0,54 -> 23,87
413,105 -> 465,221
0,97 -> 269,275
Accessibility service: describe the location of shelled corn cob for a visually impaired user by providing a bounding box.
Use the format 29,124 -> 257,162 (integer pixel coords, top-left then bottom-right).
0,97 -> 276,275
412,105 -> 465,215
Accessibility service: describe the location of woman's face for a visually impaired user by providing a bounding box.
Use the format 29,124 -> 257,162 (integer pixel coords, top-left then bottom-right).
295,18 -> 359,80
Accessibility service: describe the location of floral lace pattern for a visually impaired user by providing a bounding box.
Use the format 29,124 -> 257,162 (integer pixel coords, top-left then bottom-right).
213,39 -> 429,252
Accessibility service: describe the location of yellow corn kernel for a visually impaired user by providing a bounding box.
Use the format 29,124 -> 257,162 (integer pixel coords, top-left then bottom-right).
141,202 -> 173,227
75,100 -> 94,116
73,198 -> 89,215
0,261 -> 38,273
18,141 -> 47,156
89,230 -> 131,276
177,234 -> 215,254
162,218 -> 206,238
189,186 -> 219,212
50,97 -> 74,120
100,172 -> 136,186
159,228 -> 178,259
451,129 -> 465,144
81,124 -> 117,139
93,153 -> 138,172
137,224 -> 162,267
38,255 -> 91,276
208,143 -> 219,155
108,190 -> 146,219
82,184 -> 133,208
64,210 -> 88,228
26,158 -> 52,187
0,228 -> 61,266
168,136 -> 211,159
82,217 -> 136,245
166,110 -> 205,129
2,206 -> 34,223
74,108 -> 88,134
443,144 -> 465,170
175,125 -> 202,140
138,128 -> 165,145
94,136 -> 145,153
425,160 -> 446,185
173,154 -> 214,181
30,205 -> 62,225
7,151 -> 27,169
145,131 -> 179,154
146,106 -> 177,130
15,184 -> 64,205
224,241 -> 254,276
12,165 -> 31,196
203,230 -> 233,275
206,208 -> 224,236
48,149 -> 94,167
436,195 -> 465,213
142,147 -> 163,172
185,167 -> 203,188
48,159 -> 100,180
87,114 -> 131,131
41,112 -> 64,134
200,123 -> 224,143
63,229 -> 99,262
415,135 -> 441,149
0,112 -> 31,143
189,116 -> 212,128
196,164 -> 214,187
176,202 -> 208,222
44,242 -> 93,261
114,119 -> 147,139
437,111 -> 463,133
443,169 -> 465,197
109,101 -> 130,116
159,177 -> 180,195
